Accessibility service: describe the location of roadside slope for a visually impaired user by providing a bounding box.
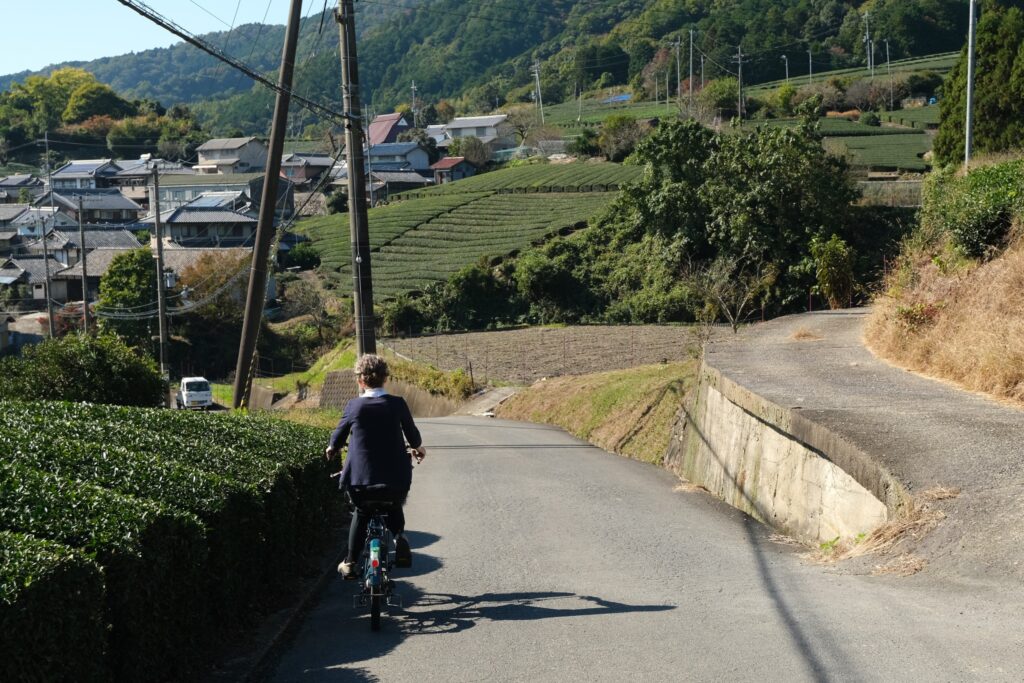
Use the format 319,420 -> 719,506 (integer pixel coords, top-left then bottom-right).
704,309 -> 1024,585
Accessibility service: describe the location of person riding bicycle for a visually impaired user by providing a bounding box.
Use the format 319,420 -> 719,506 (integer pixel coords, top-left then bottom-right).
324,354 -> 426,580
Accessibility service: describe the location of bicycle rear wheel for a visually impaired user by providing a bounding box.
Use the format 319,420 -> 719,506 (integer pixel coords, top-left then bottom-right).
370,593 -> 382,631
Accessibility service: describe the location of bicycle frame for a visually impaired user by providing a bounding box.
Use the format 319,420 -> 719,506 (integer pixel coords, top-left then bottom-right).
353,510 -> 402,630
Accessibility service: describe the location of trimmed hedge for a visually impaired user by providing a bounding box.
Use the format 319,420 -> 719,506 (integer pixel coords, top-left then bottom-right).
0,425 -> 265,627
0,460 -> 208,681
0,532 -> 107,683
0,399 -> 334,680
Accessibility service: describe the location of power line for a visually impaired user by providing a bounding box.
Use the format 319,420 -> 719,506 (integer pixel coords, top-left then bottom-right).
115,0 -> 356,126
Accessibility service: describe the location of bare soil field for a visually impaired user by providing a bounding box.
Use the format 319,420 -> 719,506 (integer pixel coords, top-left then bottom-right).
384,325 -> 706,384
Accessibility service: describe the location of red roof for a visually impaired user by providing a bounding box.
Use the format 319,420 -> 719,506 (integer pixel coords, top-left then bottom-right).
368,113 -> 409,146
431,156 -> 470,170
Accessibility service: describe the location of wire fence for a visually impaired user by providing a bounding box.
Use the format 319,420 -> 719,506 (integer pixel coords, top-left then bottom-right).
385,324 -> 710,385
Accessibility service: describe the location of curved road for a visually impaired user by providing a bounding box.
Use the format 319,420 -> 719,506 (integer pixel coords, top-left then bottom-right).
270,416 -> 1024,681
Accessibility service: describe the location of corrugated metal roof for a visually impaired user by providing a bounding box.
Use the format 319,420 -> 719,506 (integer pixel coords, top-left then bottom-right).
165,209 -> 256,224
197,137 -> 263,151
447,115 -> 507,129
431,156 -> 469,170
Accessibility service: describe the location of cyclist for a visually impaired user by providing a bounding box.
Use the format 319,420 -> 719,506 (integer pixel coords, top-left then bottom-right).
324,353 -> 426,579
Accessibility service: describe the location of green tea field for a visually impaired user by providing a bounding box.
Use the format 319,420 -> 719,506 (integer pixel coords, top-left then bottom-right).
303,163 -> 630,298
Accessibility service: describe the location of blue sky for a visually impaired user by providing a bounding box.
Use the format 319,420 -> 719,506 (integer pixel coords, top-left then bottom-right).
2,1 -> 294,74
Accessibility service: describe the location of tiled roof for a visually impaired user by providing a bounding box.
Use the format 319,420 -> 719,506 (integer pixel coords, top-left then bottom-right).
48,189 -> 141,212
5,256 -> 67,284
161,247 -> 251,273
163,208 -> 256,224
0,205 -> 29,222
158,173 -> 263,186
55,248 -> 136,279
80,229 -> 143,249
0,174 -> 42,187
0,231 -> 18,240
197,137 -> 263,151
52,159 -> 120,178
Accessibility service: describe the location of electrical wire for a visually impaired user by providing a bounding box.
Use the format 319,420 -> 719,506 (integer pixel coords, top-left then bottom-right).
115,0 -> 356,125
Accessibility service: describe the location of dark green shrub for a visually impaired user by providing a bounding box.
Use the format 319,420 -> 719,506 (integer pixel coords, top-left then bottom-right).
859,111 -> 881,127
0,460 -> 208,681
0,532 -> 107,683
921,160 -> 1024,257
0,333 -> 164,407
283,241 -> 321,270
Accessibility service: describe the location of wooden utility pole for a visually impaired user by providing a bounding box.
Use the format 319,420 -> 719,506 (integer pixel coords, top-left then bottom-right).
337,0 -> 377,356
151,169 -> 169,385
77,197 -> 89,333
233,0 -> 303,408
42,132 -> 56,338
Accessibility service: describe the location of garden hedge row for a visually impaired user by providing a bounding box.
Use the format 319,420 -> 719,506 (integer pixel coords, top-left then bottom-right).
0,460 -> 207,680
0,532 -> 107,682
0,400 -> 333,681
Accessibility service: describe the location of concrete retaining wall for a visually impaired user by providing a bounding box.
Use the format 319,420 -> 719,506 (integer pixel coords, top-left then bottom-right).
665,363 -> 908,544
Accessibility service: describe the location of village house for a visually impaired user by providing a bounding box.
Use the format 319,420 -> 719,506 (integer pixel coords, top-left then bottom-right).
36,189 -> 142,225
368,112 -> 412,145
280,153 -> 335,188
431,156 -> 477,184
20,228 -> 141,267
0,174 -> 45,203
9,206 -> 78,237
0,230 -> 17,258
107,156 -> 195,209
49,159 -> 122,190
442,114 -> 514,152
367,142 -> 432,172
138,193 -> 258,248
156,173 -> 294,217
0,255 -> 68,305
195,137 -> 269,175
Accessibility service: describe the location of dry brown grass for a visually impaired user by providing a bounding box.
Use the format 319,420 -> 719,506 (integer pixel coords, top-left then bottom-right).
805,491 -> 950,568
790,327 -> 824,341
673,481 -> 709,494
866,233 -> 1024,407
872,554 -> 927,577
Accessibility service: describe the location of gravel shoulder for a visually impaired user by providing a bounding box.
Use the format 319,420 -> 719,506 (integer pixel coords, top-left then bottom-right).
707,309 -> 1024,585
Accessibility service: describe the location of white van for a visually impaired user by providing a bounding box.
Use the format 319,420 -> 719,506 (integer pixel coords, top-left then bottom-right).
176,377 -> 213,410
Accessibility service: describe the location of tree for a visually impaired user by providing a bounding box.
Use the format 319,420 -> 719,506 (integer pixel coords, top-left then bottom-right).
107,116 -> 162,157
397,128 -> 441,163
175,251 -> 250,377
97,248 -> 158,350
450,136 -> 491,168
598,115 -> 644,162
934,3 -> 1024,165
566,128 -> 600,157
810,234 -> 856,309
686,256 -> 777,333
62,82 -> 132,124
502,105 -> 539,145
0,333 -> 164,407
283,280 -> 330,342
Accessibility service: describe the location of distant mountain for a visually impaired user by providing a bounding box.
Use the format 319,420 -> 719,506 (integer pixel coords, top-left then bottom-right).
0,2 -> 422,105
1,0 -> 969,136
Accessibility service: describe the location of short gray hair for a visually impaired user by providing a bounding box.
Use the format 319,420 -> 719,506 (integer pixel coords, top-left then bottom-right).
354,354 -> 388,387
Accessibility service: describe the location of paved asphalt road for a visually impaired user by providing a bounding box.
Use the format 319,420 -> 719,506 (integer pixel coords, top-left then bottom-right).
270,417 -> 1024,682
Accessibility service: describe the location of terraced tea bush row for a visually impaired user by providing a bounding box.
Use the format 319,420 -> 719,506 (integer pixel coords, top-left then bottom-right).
0,400 -> 332,681
301,193 -> 488,279
764,117 -> 926,137
371,193 -> 614,296
406,162 -> 642,197
882,105 -> 940,129
827,133 -> 931,171
0,532 -> 107,682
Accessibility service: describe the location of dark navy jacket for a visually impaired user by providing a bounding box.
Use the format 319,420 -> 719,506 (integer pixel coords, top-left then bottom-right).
329,393 -> 422,491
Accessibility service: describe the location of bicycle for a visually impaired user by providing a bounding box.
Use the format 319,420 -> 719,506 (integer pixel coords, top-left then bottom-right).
348,448 -> 423,631
351,497 -> 403,631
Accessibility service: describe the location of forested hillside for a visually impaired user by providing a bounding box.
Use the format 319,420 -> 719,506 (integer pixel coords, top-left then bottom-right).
1,0 -> 971,136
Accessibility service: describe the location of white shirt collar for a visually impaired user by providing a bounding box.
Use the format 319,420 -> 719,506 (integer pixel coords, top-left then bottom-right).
361,387 -> 388,398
